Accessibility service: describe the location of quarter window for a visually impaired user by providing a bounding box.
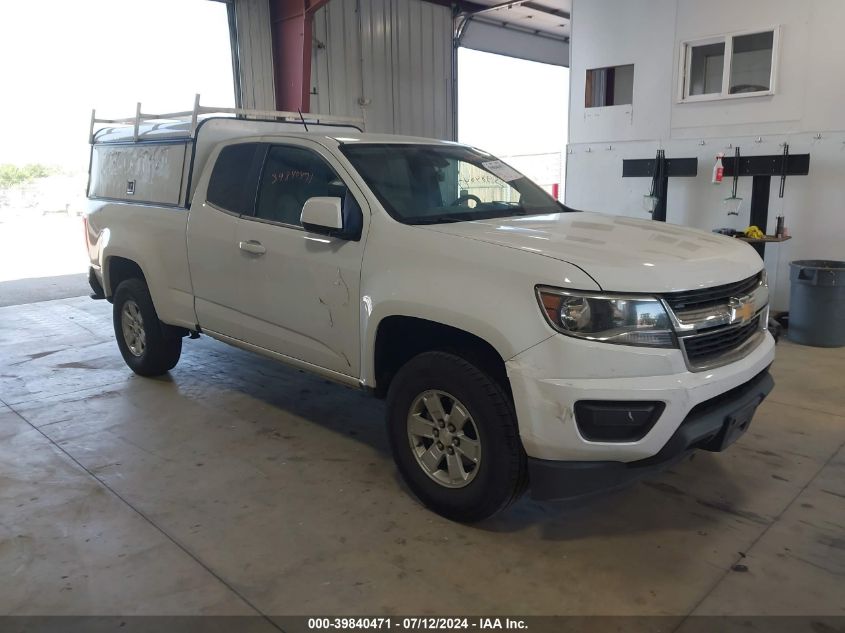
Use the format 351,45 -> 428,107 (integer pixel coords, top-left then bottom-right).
254,145 -> 348,226
207,143 -> 264,214
680,28 -> 778,101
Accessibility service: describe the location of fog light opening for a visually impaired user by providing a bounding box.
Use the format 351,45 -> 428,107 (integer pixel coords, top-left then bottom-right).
574,401 -> 666,442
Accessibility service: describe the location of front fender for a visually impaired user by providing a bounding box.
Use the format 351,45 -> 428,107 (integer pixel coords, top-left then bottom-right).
358,224 -> 600,387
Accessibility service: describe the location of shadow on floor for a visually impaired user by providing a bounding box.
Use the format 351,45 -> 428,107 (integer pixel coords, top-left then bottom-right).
0,273 -> 88,307
159,334 -> 752,539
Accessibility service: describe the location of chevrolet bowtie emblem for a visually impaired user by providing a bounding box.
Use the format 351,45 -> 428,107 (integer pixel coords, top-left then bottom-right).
729,296 -> 755,323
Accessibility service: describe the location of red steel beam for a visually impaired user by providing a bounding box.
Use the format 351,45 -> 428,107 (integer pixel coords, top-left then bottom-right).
269,0 -> 329,113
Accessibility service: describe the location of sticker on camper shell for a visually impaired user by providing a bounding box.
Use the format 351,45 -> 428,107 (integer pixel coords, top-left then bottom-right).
481,160 -> 522,183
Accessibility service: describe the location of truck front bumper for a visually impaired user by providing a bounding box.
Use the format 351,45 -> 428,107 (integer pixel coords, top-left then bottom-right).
527,368 -> 773,500
505,330 -> 776,500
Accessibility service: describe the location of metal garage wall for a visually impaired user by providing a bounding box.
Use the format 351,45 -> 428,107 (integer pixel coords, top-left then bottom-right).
231,0 -> 276,110
311,0 -> 454,140
311,0 -> 363,121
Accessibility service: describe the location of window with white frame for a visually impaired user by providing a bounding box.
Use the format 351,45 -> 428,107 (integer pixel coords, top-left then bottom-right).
679,28 -> 779,101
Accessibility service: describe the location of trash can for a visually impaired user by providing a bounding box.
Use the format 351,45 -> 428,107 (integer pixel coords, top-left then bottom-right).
788,260 -> 845,347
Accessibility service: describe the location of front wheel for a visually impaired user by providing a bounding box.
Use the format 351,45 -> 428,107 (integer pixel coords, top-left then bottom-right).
112,278 -> 182,377
386,351 -> 527,522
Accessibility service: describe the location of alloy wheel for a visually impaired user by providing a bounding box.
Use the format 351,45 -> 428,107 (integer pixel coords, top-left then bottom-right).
121,300 -> 146,357
406,390 -> 482,488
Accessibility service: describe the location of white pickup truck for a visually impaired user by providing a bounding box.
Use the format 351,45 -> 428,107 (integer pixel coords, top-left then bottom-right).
85,108 -> 775,522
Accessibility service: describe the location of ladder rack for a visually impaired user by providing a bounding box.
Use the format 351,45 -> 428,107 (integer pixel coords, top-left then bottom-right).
89,94 -> 365,143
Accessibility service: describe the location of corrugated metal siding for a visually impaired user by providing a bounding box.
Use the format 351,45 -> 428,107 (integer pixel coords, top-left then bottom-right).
311,0 -> 454,140
312,0 -> 363,118
233,0 -> 276,110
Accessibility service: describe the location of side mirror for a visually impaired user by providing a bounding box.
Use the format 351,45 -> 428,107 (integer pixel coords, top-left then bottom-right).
301,197 -> 343,236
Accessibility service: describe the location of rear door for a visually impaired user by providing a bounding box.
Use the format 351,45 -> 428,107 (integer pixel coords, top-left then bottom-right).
187,141 -> 266,336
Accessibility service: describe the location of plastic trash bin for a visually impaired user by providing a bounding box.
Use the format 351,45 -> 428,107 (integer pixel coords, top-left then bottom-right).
788,260 -> 845,347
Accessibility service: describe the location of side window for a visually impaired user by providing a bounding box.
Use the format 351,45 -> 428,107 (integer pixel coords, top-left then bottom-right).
254,145 -> 348,226
207,143 -> 264,214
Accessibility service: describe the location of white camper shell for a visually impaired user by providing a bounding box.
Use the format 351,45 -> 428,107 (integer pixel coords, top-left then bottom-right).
87,96 -> 364,209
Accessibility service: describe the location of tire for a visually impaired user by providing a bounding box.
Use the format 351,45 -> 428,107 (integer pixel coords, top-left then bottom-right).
112,278 -> 182,377
386,351 -> 528,522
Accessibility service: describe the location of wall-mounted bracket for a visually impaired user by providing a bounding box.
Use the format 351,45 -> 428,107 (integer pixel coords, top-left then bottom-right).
622,154 -> 698,222
721,147 -> 811,257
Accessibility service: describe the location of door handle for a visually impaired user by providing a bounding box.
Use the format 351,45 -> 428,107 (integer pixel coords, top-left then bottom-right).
239,240 -> 266,255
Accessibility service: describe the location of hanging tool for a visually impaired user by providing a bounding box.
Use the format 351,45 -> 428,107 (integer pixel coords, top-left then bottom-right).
724,146 -> 743,216
779,143 -> 789,198
731,146 -> 740,199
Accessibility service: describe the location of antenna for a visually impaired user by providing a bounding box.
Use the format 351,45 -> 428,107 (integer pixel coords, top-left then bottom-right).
297,109 -> 309,132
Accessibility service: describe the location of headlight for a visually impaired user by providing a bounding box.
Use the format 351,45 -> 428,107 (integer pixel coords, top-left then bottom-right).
536,286 -> 676,348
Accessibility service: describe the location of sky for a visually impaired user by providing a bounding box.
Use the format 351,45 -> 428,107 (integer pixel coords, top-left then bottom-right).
0,0 -> 235,169
457,48 -> 569,159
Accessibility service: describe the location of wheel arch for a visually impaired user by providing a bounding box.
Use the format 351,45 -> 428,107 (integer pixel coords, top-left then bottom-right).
370,314 -> 511,398
104,255 -> 148,299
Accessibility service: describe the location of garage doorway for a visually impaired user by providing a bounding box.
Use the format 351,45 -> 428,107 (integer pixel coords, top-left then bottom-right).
0,0 -> 235,307
457,48 -> 570,200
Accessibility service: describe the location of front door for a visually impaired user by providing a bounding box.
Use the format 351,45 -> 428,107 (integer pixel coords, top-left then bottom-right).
232,140 -> 368,377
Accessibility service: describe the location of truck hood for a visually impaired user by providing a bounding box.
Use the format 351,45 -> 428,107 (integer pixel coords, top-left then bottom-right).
420,212 -> 763,293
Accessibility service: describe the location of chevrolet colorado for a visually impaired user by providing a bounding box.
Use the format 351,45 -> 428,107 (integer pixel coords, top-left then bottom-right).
85,111 -> 775,521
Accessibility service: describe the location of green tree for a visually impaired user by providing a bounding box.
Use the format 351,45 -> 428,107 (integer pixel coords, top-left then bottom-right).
0,163 -> 55,189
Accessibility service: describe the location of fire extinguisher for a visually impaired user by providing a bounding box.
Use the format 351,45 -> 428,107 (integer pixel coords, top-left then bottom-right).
712,153 -> 725,184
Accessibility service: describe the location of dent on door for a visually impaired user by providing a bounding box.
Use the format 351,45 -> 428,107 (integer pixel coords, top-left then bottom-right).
232,220 -> 361,375
316,266 -> 354,368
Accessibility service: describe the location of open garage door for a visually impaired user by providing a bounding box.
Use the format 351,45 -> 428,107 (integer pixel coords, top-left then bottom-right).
458,47 -> 569,199
457,0 -> 570,67
0,0 -> 235,307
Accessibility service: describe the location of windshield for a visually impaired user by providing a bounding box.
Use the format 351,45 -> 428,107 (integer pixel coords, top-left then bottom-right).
340,143 -> 565,225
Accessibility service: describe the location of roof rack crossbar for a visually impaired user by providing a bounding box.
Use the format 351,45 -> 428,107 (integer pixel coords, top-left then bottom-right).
89,93 -> 365,143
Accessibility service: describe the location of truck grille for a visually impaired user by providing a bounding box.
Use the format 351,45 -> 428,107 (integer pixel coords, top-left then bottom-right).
682,316 -> 762,366
664,273 -> 762,312
662,272 -> 768,371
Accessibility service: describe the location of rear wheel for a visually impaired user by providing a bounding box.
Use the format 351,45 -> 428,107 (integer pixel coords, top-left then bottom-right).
112,278 -> 182,376
386,351 -> 527,522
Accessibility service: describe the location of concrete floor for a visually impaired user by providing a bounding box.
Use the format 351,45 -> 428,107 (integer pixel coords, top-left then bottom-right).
0,295 -> 843,617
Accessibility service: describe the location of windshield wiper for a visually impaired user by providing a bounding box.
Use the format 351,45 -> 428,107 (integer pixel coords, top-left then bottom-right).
407,215 -> 469,225
476,204 -> 532,215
